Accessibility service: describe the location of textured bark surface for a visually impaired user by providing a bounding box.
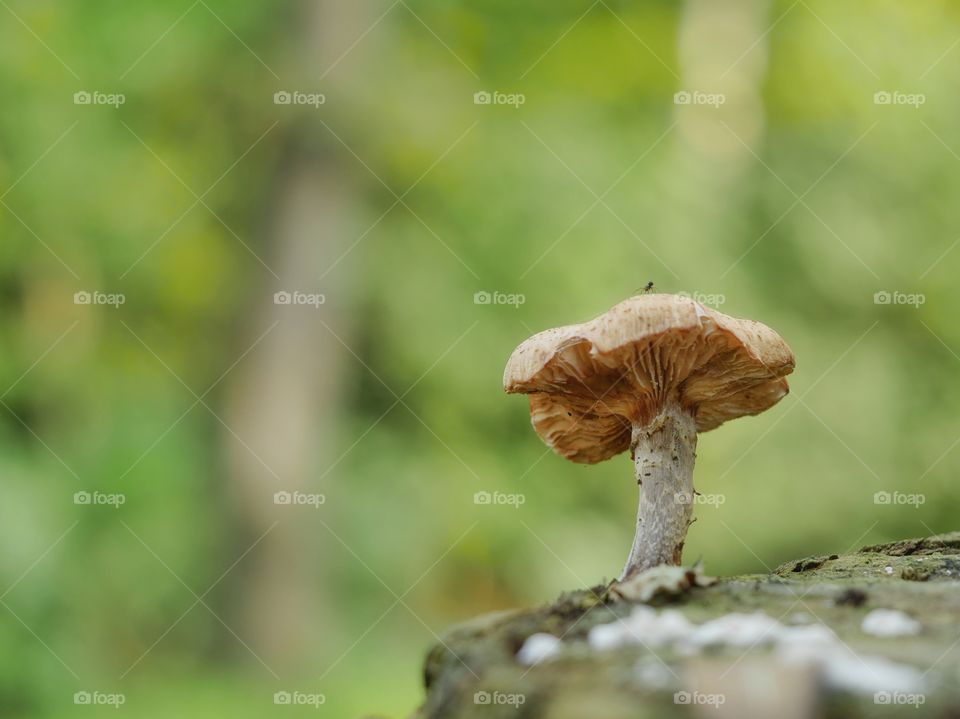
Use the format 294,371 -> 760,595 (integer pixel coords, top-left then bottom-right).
415,532 -> 960,719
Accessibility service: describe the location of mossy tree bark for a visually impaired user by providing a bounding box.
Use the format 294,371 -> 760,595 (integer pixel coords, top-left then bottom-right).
416,532 -> 960,719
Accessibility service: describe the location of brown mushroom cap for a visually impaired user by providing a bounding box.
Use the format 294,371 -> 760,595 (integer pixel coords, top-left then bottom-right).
503,294 -> 795,463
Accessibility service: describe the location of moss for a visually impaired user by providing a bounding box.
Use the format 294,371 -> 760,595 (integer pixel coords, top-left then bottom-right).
858,532 -> 960,556
416,532 -> 960,719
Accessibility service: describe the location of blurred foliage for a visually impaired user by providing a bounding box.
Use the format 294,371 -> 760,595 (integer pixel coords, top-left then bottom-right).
2,0 -> 960,716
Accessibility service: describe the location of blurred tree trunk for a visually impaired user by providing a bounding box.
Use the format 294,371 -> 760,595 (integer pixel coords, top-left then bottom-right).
663,0 -> 772,266
220,0 -> 370,673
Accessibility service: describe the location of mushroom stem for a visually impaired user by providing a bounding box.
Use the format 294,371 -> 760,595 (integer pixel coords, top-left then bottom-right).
620,403 -> 698,580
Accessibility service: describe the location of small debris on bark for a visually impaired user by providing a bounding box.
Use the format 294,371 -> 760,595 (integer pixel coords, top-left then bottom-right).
835,588 -> 868,607
609,564 -> 716,603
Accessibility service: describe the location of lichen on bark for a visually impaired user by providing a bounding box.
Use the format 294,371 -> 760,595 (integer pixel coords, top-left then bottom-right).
415,532 -> 960,719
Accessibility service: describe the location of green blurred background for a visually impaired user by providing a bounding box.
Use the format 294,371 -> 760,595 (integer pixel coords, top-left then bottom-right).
2,0 -> 959,716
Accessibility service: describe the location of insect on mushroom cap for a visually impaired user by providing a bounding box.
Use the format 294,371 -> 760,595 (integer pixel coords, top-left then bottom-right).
503,294 -> 795,463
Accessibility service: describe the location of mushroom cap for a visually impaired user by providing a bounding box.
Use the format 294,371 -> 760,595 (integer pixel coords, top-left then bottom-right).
503,294 -> 795,463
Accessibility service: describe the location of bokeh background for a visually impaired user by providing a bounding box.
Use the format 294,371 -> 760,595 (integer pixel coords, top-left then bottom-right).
2,0 -> 960,716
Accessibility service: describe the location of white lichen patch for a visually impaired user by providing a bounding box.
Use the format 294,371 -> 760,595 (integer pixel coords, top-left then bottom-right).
861,609 -> 921,637
516,632 -> 562,666
581,608 -> 924,695
778,643 -> 924,694
588,606 -> 694,650
686,612 -> 783,648
771,623 -> 839,652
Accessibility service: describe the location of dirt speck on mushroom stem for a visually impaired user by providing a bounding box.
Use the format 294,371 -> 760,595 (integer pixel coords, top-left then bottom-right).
503,294 -> 795,580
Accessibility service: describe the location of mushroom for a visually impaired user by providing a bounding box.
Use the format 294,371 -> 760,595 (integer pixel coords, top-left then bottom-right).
503,294 -> 794,580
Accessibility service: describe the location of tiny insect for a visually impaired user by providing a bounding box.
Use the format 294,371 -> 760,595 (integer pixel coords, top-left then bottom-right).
633,281 -> 655,295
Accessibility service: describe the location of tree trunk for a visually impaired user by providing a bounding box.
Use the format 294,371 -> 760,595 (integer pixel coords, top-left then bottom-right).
417,531 -> 960,719
219,0 -> 371,673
